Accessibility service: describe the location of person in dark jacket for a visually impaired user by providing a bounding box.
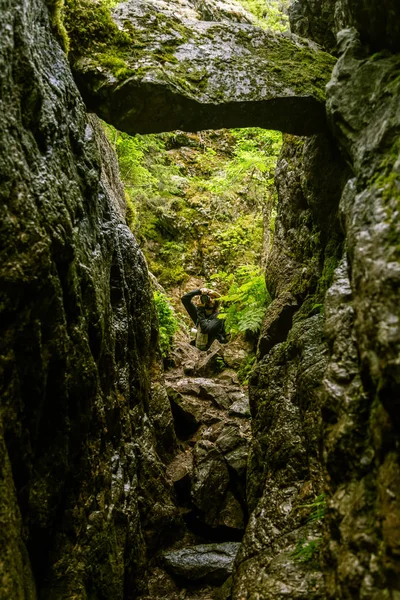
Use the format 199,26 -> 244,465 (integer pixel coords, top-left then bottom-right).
181,287 -> 227,350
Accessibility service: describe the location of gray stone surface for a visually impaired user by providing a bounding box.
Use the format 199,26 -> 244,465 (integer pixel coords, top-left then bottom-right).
164,542 -> 240,582
289,0 -> 337,53
228,397 -> 250,418
290,0 -> 400,54
70,0 -> 335,136
234,3 -> 400,599
233,525 -> 325,600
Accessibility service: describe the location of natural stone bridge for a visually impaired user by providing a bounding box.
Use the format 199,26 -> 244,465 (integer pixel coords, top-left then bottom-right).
72,0 -> 336,136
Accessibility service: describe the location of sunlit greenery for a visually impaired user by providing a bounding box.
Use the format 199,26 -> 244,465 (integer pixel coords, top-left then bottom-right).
103,123 -> 282,290
210,266 -> 271,335
153,291 -> 180,357
238,0 -> 290,31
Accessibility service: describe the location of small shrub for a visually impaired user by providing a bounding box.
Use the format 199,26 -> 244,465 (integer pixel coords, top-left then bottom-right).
153,291 -> 179,357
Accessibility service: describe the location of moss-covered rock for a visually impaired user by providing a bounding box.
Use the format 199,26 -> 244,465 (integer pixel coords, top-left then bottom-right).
66,0 -> 336,136
0,1 -> 179,596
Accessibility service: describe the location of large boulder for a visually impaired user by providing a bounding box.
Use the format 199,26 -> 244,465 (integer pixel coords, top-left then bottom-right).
67,0 -> 336,136
319,29 -> 400,598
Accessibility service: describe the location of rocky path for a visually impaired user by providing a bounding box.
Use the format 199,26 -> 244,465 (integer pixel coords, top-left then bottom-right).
140,341 -> 252,600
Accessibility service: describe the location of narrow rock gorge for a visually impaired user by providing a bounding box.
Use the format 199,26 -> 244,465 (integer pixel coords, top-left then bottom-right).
0,0 -> 399,599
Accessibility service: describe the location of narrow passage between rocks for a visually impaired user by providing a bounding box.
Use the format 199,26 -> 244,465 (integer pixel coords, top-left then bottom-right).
141,340 -> 252,600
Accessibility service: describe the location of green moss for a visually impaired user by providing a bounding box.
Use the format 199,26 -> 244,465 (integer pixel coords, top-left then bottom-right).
65,0 -> 333,102
64,0 -> 130,56
96,53 -> 136,79
47,0 -> 70,53
227,32 -> 336,102
316,253 -> 340,300
369,139 -> 400,256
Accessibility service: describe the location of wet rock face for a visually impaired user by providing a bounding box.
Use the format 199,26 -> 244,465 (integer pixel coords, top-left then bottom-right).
327,30 -> 400,422
0,0 -> 177,597
70,0 -> 335,136
342,0 -> 400,52
233,316 -> 328,600
165,342 -> 251,534
320,28 -> 400,599
260,132 -> 348,351
228,130 -> 348,598
289,0 -> 337,53
258,1 -> 400,598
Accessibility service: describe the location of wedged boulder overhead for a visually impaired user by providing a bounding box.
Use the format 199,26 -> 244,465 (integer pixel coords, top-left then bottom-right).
68,0 -> 336,136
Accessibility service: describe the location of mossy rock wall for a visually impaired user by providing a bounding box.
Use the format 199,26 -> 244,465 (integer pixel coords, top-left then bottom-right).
236,3 -> 400,599
0,1 -> 178,597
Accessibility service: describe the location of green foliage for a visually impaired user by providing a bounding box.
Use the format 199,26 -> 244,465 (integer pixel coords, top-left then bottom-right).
102,122 -> 183,244
237,0 -> 290,31
149,242 -> 187,287
237,353 -> 256,384
292,538 -> 322,565
214,215 -> 263,265
211,266 -> 271,335
102,122 -> 283,290
153,292 -> 179,357
291,493 -> 325,566
196,129 -> 282,203
299,493 -> 326,523
215,355 -> 227,372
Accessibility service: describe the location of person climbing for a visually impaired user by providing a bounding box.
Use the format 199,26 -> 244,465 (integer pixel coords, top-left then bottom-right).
181,287 -> 228,351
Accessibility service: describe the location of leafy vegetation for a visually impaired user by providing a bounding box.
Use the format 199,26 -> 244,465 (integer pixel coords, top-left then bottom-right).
210,266 -> 271,335
102,124 -> 282,290
299,493 -> 326,523
237,0 -> 291,31
237,353 -> 257,384
153,292 -> 180,357
292,538 -> 322,565
292,494 -> 326,566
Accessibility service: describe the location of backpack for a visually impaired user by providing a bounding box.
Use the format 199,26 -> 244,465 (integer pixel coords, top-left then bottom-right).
195,330 -> 208,351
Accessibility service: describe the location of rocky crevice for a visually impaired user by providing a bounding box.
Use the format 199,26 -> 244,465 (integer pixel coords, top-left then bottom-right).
1,0 -> 400,598
139,341 -> 253,600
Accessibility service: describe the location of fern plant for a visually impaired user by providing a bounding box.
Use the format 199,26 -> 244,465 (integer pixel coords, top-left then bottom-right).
211,266 -> 271,335
153,291 -> 179,357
